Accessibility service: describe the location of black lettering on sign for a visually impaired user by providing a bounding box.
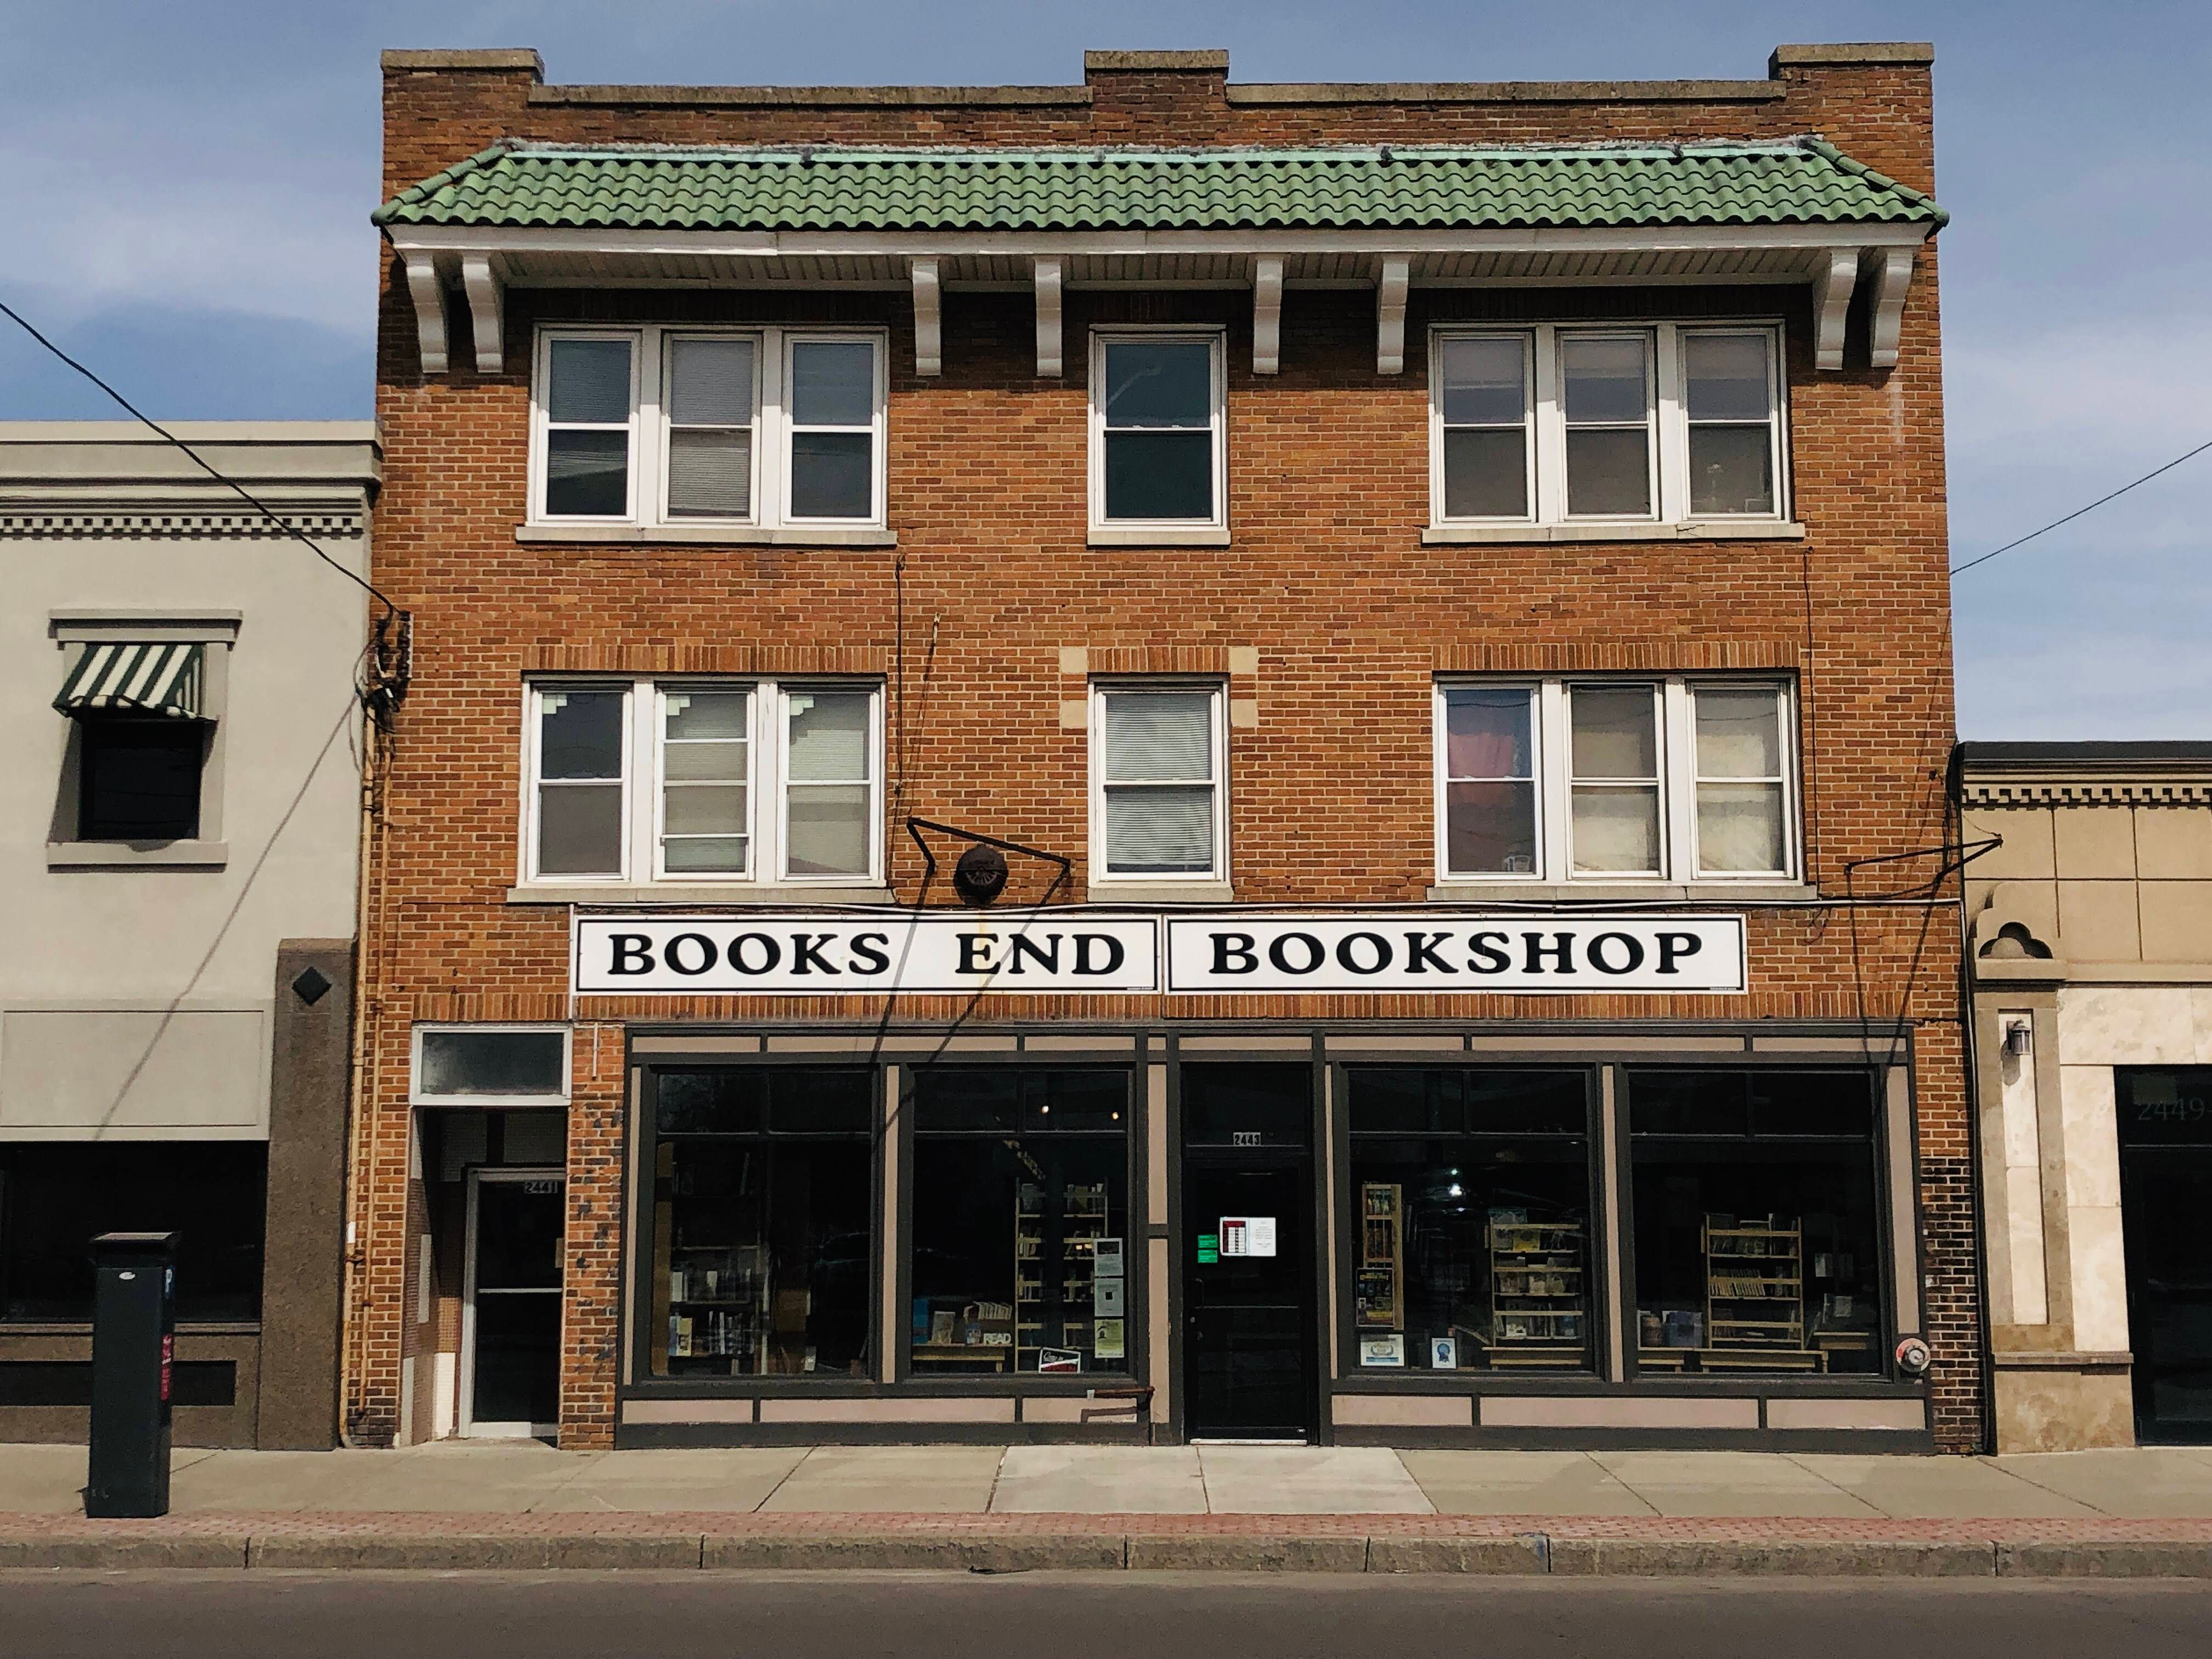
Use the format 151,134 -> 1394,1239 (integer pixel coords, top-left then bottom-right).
1074,934 -> 1126,975
789,932 -> 840,975
1523,931 -> 1576,974
608,934 -> 656,975
1008,934 -> 1060,974
1656,933 -> 1702,974
848,932 -> 890,975
664,933 -> 718,977
1336,931 -> 1391,974
727,933 -> 782,974
1268,932 -> 1324,975
957,933 -> 998,974
1468,932 -> 1510,974
1403,931 -> 1454,974
1211,933 -> 1259,974
1586,932 -> 1645,974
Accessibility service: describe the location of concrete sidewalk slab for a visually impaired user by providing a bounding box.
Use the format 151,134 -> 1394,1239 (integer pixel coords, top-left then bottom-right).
168,1443 -> 601,1514
0,1444 -> 221,1516
1401,1450 -> 1657,1517
1791,1453 -> 2098,1520
1197,1447 -> 1434,1515
1589,1451 -> 1881,1519
991,1446 -> 1207,1514
534,1448 -> 808,1513
1988,1449 -> 2212,1519
758,1446 -> 1003,1513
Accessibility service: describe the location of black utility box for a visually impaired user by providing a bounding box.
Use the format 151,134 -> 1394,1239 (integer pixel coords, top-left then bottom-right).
86,1231 -> 177,1519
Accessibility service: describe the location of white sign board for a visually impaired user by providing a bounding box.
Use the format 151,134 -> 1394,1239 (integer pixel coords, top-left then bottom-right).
1165,915 -> 1745,994
1219,1216 -> 1278,1257
574,913 -> 1158,995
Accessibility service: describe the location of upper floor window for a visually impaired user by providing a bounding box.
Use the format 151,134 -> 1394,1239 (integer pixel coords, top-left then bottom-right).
531,326 -> 887,531
1089,683 -> 1227,884
1435,677 -> 1798,884
49,620 -> 232,864
524,678 -> 883,887
1430,325 -> 1785,529
1090,330 -> 1226,534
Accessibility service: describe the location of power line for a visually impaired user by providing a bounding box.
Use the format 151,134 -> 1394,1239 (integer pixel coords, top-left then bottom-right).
0,297 -> 400,619
1951,435 -> 2212,578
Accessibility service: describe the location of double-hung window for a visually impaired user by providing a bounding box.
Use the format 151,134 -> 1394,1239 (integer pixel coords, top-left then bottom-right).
1435,678 -> 1797,884
1090,331 -> 1226,535
1090,684 -> 1227,885
1430,324 -> 1785,529
531,325 -> 887,532
524,679 -> 883,887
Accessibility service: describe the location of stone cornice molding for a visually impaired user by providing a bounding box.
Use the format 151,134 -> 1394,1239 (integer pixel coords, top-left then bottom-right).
1962,780 -> 2212,808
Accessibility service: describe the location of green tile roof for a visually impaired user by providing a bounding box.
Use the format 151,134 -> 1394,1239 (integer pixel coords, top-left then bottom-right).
375,138 -> 1943,233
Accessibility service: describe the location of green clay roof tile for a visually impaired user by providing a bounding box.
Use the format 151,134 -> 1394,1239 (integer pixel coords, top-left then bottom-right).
375,138 -> 1944,233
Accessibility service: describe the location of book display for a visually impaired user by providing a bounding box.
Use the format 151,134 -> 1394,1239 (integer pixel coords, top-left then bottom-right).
1355,1182 -> 1403,1330
911,1178 -> 1116,1373
1468,1216 -> 1585,1367
1638,1214 -> 1822,1373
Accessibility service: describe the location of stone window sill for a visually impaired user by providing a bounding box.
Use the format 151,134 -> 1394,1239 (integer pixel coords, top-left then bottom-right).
48,840 -> 228,869
1425,882 -> 1817,904
1087,527 -> 1232,548
515,524 -> 896,548
507,883 -> 896,907
1422,521 -> 1807,545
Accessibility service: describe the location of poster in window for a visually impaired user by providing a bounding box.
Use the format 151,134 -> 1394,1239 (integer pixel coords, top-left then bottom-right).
1094,1319 -> 1125,1361
1039,1347 -> 1082,1373
1096,1278 -> 1126,1316
1219,1216 -> 1277,1257
1095,1237 -> 1125,1278
1359,1334 -> 1406,1368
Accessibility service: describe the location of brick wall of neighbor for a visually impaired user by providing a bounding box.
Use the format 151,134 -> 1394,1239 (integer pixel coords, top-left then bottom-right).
356,49 -> 1972,1449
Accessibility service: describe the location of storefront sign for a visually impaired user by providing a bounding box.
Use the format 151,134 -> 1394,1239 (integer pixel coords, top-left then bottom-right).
572,911 -> 1747,996
1220,1216 -> 1278,1257
573,913 -> 1159,995
1164,915 -> 1746,994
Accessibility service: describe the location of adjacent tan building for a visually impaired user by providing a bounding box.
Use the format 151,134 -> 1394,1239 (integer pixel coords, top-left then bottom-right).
1962,742 -> 2212,1449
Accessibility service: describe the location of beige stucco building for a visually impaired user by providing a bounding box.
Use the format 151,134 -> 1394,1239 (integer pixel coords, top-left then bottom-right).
0,422 -> 380,1447
1962,742 -> 2212,1450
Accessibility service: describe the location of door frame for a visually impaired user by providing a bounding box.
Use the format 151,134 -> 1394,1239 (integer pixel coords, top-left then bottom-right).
459,1165 -> 567,1440
1180,1150 -> 1321,1442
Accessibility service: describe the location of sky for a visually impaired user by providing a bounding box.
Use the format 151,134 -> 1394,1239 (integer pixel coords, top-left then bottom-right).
1,2 -> 2205,741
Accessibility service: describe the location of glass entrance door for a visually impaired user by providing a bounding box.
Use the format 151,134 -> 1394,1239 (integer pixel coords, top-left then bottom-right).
462,1169 -> 565,1437
2117,1070 -> 2212,1442
1180,1063 -> 1317,1442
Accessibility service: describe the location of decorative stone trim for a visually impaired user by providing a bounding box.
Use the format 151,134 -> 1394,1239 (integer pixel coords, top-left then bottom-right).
0,511 -> 365,541
1961,781 -> 2212,806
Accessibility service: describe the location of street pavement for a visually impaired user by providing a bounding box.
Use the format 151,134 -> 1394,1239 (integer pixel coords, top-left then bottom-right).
7,1440 -> 2212,1519
4,1571 -> 2212,1658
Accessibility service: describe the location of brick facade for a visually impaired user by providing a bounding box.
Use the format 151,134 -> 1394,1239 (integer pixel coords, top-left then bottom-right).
354,46 -> 1976,1452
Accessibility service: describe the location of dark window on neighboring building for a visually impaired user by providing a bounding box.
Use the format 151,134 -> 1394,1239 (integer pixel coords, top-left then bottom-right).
77,718 -> 203,840
1346,1068 -> 1593,1373
645,1068 -> 874,1379
1627,1069 -> 1884,1376
909,1068 -> 1131,1378
0,1143 -> 265,1323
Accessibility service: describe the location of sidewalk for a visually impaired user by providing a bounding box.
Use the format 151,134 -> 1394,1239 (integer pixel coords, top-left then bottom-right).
8,1442 -> 2212,1575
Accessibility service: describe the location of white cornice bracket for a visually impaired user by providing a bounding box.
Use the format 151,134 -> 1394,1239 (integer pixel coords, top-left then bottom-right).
460,255 -> 503,375
403,251 -> 449,376
1252,256 -> 1284,375
1375,257 -> 1409,375
1034,257 -> 1063,377
1810,249 -> 1858,373
1865,245 -> 1916,370
910,257 -> 942,376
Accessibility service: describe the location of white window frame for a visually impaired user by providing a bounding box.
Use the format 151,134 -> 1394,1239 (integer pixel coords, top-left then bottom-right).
1432,676 -> 1799,885
1088,328 -> 1228,534
1429,322 -> 1788,530
1431,681 -> 1544,883
520,677 -> 885,889
527,324 -> 888,531
1428,331 -> 1538,527
410,1023 -> 573,1107
1087,680 -> 1229,887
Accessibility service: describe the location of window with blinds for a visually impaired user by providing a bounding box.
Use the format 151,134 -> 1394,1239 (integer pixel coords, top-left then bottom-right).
1092,686 -> 1224,881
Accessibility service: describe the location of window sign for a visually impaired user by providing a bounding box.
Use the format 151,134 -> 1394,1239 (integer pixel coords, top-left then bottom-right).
1219,1216 -> 1278,1257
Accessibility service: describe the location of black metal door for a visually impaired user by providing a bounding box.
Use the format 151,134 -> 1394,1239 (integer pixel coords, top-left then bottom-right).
2121,1146 -> 2212,1442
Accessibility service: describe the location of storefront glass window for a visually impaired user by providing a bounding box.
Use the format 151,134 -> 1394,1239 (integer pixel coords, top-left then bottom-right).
1345,1068 -> 1593,1373
646,1067 -> 874,1379
909,1068 -> 1131,1377
1627,1069 -> 1884,1376
0,1143 -> 266,1323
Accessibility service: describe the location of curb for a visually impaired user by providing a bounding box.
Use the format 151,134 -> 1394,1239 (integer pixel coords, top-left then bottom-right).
3,1531 -> 2212,1576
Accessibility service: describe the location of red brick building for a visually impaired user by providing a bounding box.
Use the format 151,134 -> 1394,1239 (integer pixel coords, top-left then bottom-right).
355,42 -> 1976,1452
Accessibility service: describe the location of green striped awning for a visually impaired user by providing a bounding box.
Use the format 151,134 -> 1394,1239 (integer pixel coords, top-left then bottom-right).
54,642 -> 207,719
